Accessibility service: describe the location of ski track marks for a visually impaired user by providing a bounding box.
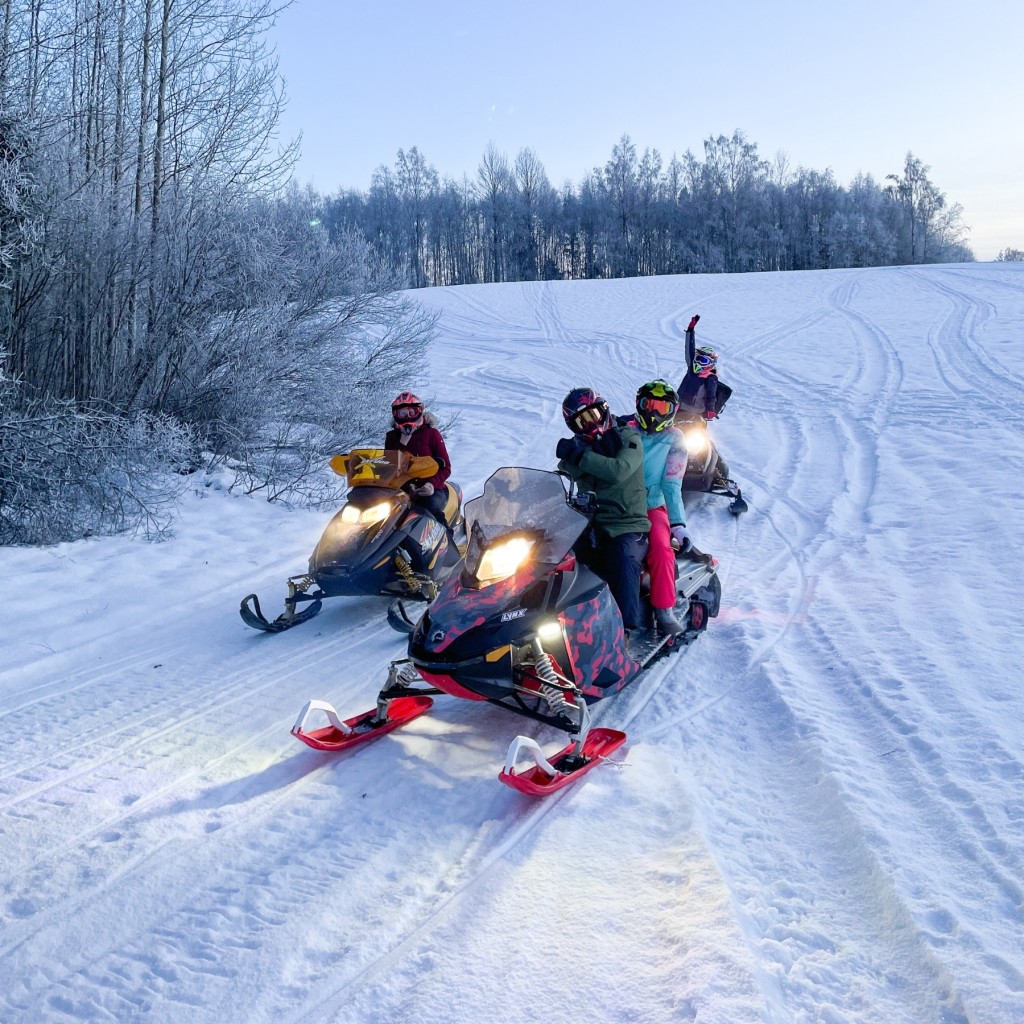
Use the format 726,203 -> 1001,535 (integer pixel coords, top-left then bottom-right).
637,271 -> 992,1020
3,267 -> 1022,1023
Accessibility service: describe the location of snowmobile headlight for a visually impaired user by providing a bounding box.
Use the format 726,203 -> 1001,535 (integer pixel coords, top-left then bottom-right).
359,502 -> 392,524
683,428 -> 709,456
475,536 -> 535,587
537,620 -> 562,641
341,502 -> 392,525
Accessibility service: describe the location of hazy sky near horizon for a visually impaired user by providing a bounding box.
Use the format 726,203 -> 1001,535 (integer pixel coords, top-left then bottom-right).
270,0 -> 1022,261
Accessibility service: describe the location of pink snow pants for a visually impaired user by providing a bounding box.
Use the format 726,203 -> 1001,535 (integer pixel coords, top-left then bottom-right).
646,506 -> 676,610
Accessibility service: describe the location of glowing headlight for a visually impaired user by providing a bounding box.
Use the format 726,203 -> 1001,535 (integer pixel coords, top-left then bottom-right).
537,620 -> 563,641
475,536 -> 535,586
341,502 -> 392,525
683,428 -> 709,456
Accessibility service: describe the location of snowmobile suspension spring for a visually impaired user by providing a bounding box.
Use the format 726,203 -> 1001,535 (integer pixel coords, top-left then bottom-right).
286,574 -> 315,598
539,683 -> 575,715
530,651 -> 577,715
394,553 -> 422,595
534,652 -> 561,687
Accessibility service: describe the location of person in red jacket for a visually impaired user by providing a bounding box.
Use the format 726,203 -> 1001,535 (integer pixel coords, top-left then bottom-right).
384,391 -> 452,528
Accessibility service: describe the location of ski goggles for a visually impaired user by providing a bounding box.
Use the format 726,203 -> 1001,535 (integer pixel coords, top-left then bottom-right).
638,396 -> 675,417
393,404 -> 424,423
571,405 -> 605,432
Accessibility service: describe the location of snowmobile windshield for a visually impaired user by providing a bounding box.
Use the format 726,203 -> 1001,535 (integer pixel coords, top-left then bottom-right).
463,468 -> 588,572
332,449 -> 438,490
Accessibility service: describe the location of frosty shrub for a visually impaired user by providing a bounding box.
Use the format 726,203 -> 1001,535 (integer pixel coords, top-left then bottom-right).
0,373 -> 198,545
215,296 -> 438,506
162,197 -> 438,506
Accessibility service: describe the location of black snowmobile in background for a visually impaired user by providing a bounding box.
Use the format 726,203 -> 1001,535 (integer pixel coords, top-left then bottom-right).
676,314 -> 748,516
240,449 -> 466,633
676,410 -> 747,515
290,466 -> 721,796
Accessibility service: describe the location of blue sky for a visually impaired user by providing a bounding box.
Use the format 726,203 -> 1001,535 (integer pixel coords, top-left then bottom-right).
271,0 -> 1023,260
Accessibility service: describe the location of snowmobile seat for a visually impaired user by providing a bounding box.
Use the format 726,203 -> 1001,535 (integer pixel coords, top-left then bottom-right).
714,381 -> 733,416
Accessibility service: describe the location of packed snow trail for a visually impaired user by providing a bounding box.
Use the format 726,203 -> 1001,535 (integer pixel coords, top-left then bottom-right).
1,263 -> 1022,1024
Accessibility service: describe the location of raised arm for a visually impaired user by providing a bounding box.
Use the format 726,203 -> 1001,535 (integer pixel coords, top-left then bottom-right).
685,314 -> 699,367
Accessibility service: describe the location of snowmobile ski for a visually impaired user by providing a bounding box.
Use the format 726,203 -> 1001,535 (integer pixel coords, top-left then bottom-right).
386,598 -> 422,634
727,488 -> 748,515
498,728 -> 627,796
290,695 -> 433,752
240,587 -> 324,633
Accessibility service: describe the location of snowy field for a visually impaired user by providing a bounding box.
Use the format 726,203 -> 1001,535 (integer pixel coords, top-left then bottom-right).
2,263 -> 1023,1024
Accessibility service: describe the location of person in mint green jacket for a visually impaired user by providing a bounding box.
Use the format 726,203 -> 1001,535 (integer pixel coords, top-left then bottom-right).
621,379 -> 692,636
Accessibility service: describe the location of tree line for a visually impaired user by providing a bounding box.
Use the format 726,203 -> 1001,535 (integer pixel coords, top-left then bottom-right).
320,134 -> 974,288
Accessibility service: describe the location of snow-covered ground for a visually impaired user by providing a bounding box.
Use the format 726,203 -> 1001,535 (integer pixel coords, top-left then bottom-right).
2,263 -> 1023,1024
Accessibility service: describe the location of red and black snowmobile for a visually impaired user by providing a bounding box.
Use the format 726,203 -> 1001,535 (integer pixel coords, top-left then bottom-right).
240,449 -> 466,633
290,466 -> 721,796
676,314 -> 748,516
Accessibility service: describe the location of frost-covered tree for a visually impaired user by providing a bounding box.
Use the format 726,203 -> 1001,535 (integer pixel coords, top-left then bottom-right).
0,0 -> 438,539
885,152 -> 948,264
475,143 -> 513,284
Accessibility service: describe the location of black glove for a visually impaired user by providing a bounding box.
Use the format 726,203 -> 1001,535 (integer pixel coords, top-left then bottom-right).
556,435 -> 587,465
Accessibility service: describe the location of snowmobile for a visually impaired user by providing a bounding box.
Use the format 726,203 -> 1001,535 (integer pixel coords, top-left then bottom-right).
675,313 -> 748,516
676,407 -> 748,516
239,449 -> 467,633
290,466 -> 721,796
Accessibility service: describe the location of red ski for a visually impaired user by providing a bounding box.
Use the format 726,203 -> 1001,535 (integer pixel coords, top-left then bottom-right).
498,728 -> 627,796
291,696 -> 433,752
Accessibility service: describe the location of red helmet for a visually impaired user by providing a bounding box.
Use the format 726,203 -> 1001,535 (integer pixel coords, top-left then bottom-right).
562,386 -> 611,438
392,391 -> 424,435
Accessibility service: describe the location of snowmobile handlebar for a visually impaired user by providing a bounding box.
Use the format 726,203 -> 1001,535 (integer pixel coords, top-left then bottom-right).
561,475 -> 622,516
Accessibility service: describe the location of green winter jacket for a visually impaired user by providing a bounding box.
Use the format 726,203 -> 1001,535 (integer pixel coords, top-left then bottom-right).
558,423 -> 651,537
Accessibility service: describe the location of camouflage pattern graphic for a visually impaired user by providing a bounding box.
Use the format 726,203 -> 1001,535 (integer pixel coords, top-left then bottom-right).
416,569 -> 526,655
562,589 -> 639,699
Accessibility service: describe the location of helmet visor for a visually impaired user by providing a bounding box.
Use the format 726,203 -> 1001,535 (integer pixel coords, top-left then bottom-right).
638,396 -> 675,417
394,404 -> 423,423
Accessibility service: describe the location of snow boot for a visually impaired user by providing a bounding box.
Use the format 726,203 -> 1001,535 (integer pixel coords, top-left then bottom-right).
653,606 -> 684,637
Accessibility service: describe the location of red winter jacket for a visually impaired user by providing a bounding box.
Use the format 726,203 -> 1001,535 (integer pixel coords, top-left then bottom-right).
384,422 -> 451,492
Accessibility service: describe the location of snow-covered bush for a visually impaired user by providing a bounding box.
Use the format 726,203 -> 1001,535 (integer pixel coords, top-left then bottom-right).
0,368 -> 198,544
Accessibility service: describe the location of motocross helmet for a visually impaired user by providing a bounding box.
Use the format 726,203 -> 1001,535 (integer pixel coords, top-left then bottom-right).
392,391 -> 424,435
693,346 -> 718,378
562,386 -> 611,438
635,379 -> 679,433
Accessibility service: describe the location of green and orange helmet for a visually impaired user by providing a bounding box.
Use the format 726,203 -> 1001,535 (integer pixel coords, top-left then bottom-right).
635,379 -> 679,433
